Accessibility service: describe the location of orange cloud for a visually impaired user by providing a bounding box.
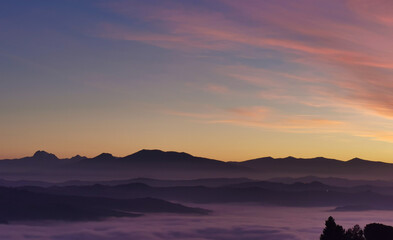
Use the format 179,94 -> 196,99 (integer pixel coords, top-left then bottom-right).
165,106 -> 393,146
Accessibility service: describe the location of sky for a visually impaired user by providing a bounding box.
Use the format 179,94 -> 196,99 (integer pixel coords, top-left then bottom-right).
2,0 -> 393,162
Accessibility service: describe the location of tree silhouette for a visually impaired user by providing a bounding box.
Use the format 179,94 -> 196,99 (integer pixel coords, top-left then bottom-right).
320,216 -> 345,240
364,223 -> 393,240
319,217 -> 393,240
345,225 -> 365,240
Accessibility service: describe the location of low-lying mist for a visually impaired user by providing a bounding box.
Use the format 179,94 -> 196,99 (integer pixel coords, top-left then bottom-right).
2,204 -> 393,240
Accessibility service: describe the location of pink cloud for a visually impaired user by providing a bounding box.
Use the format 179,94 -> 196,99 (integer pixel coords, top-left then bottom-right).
347,0 -> 393,26
98,0 -> 393,136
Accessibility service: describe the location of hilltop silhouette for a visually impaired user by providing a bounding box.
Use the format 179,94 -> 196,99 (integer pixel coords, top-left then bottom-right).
1,149 -> 393,181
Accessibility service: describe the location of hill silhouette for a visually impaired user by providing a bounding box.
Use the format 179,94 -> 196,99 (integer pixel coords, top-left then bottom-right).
1,150 -> 393,181
0,186 -> 209,223
19,181 -> 393,211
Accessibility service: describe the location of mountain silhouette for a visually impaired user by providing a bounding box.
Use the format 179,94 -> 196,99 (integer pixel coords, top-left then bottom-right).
120,149 -> 242,170
232,156 -> 393,180
1,150 -> 393,181
32,150 -> 59,161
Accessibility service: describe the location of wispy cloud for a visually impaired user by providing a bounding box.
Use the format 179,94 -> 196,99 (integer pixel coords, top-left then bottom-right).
347,0 -> 393,26
166,106 -> 393,144
96,0 -> 393,143
203,84 -> 230,95
165,105 -> 346,134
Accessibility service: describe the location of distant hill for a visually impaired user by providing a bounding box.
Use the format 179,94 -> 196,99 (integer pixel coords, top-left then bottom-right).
0,186 -> 209,223
58,177 -> 254,187
1,150 -> 393,181
74,149 -> 246,172
269,176 -> 393,188
0,150 -> 252,181
231,156 -> 393,180
0,177 -> 254,188
20,181 -> 393,211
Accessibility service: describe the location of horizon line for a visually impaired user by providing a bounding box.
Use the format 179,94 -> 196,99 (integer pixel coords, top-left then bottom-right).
0,148 -> 384,164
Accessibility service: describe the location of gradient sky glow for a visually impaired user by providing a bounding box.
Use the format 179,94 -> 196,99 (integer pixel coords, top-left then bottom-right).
2,0 -> 393,162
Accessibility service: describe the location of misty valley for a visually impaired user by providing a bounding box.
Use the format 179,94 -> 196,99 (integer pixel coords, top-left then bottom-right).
1,150 -> 393,239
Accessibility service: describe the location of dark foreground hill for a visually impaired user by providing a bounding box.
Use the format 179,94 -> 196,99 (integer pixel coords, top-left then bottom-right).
0,186 -> 209,223
1,149 -> 393,181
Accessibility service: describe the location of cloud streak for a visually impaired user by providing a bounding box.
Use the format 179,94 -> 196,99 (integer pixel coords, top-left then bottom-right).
166,106 -> 346,135
96,0 -> 393,121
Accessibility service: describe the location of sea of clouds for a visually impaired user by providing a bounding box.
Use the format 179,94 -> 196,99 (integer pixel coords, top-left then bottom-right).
1,204 -> 393,240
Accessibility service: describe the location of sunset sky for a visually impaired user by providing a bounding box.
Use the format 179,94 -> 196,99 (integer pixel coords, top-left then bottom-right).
2,0 -> 393,162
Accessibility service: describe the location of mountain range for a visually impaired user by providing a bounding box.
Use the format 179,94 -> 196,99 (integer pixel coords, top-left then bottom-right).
1,149 -> 393,181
